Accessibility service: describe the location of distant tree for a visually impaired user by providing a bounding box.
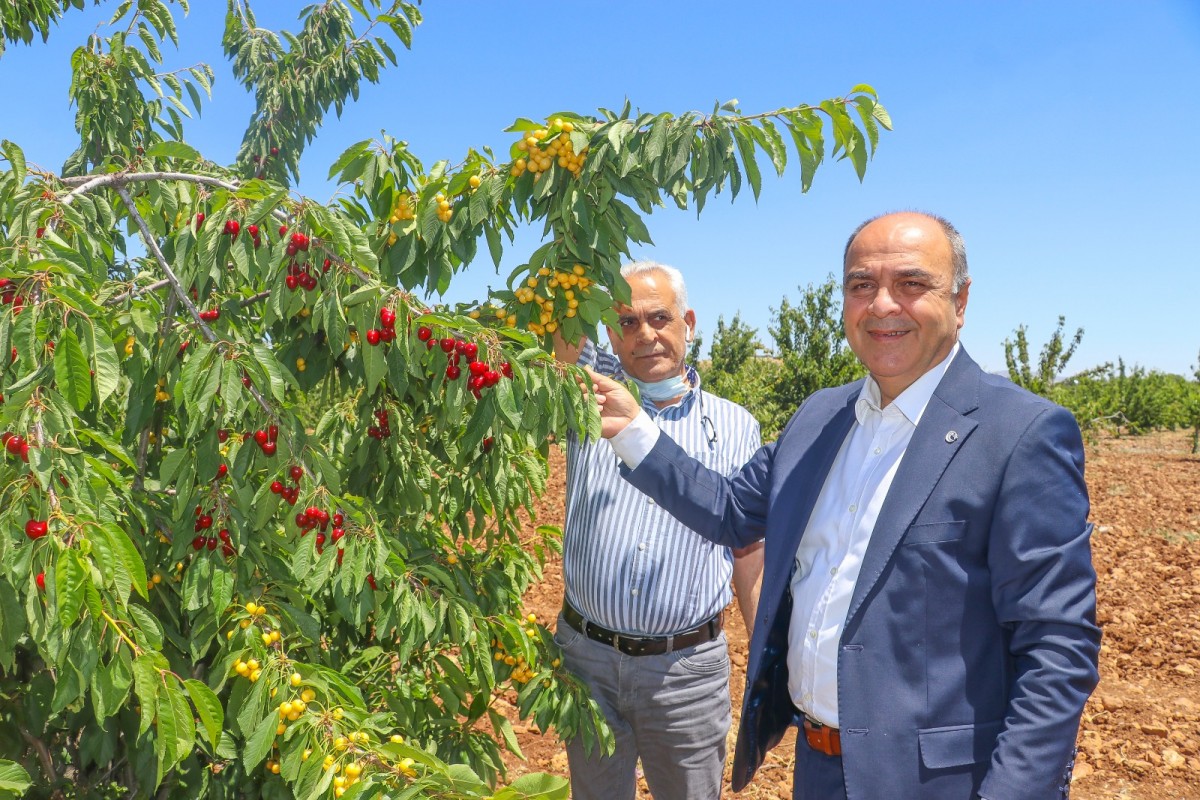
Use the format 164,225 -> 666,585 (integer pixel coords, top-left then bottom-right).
769,275 -> 865,415
1004,315 -> 1083,397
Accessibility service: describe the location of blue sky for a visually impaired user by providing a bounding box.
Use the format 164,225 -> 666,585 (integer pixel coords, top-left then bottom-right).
2,1 -> 1198,376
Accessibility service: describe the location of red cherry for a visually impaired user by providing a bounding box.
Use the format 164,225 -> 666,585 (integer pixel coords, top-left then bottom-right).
216,464 -> 228,479
270,480 -> 284,494
365,329 -> 382,346
267,424 -> 278,442
197,514 -> 213,530
35,572 -> 45,590
286,243 -> 298,257
261,441 -> 277,457
380,327 -> 395,342
331,527 -> 345,542
19,441 -> 29,462
217,428 -> 229,443
425,339 -> 436,350
5,434 -> 23,456
195,212 -> 206,228
270,147 -> 279,156
279,224 -> 288,237
289,465 -> 303,482
446,364 -> 461,380
247,224 -> 259,237
192,535 -> 206,551
416,326 -> 432,342
469,361 -> 487,376
254,430 -> 268,446
218,528 -> 231,542
337,548 -> 344,566
224,220 -> 240,236
440,338 -> 456,354
380,308 -> 397,328
285,274 -> 300,291
222,543 -> 235,558
24,519 -> 48,540
206,537 -> 218,551
482,436 -> 494,452
501,362 -> 513,378
367,574 -> 377,590
332,513 -> 344,527
35,227 -> 45,239
462,342 -> 478,361
315,533 -> 326,548
295,512 -> 310,528
484,370 -> 500,386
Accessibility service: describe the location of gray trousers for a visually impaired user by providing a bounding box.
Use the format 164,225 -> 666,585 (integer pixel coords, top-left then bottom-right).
555,614 -> 732,800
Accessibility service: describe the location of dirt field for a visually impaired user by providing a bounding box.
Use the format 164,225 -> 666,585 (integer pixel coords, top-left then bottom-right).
501,429 -> 1200,798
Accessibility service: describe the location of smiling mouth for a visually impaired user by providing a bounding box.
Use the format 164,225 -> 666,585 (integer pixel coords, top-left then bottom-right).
867,330 -> 908,339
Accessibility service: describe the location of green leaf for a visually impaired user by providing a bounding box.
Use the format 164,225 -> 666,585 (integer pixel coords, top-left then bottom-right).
0,759 -> 32,794
91,650 -> 134,722
1,140 -> 27,186
242,711 -> 278,774
145,140 -> 200,161
54,327 -> 93,411
185,678 -> 224,747
56,549 -> 87,628
328,139 -> 373,181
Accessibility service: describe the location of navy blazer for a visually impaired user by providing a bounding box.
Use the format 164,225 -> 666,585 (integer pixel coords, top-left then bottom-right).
623,350 -> 1100,799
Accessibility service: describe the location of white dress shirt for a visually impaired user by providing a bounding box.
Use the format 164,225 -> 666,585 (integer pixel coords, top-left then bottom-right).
787,343 -> 959,727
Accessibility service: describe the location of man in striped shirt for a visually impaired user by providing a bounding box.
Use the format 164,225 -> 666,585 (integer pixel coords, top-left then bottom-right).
553,260 -> 763,799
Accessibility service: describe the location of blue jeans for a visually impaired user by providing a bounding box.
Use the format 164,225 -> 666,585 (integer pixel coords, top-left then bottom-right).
555,614 -> 732,800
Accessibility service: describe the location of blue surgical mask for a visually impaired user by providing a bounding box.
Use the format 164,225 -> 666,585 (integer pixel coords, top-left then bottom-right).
631,373 -> 691,402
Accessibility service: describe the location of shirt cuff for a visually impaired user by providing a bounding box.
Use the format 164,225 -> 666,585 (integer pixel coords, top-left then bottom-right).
609,411 -> 659,469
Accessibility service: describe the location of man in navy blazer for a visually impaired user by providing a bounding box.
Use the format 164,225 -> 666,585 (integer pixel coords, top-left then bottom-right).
588,212 -> 1100,799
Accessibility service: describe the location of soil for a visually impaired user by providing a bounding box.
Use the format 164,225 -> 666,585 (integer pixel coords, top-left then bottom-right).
499,429 -> 1200,799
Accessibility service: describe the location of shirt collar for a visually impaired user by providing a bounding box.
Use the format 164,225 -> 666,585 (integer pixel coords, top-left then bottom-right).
855,341 -> 961,426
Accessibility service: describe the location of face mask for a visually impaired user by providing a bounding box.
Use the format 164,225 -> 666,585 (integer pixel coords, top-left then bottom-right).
631,373 -> 691,402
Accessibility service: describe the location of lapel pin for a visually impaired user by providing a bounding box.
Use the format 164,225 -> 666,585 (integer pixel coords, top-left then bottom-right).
945,431 -> 959,443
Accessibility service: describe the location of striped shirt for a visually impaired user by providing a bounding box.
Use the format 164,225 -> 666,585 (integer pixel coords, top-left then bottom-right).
563,339 -> 762,635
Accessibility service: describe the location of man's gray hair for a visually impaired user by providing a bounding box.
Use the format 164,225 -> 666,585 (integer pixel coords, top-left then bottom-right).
621,260 -> 690,315
843,211 -> 970,293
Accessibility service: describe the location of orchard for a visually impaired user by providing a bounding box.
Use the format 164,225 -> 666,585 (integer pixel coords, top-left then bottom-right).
0,2 -> 889,798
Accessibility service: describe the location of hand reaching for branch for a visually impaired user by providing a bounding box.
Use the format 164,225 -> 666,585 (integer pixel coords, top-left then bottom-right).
584,368 -> 643,439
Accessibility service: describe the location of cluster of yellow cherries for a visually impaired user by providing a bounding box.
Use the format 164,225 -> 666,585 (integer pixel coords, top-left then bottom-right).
491,613 -> 559,686
513,264 -> 593,336
511,119 -> 587,179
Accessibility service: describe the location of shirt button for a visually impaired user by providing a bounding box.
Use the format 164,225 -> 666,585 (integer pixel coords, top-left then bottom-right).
849,504 -> 857,514
638,543 -> 646,551
830,566 -> 838,576
647,498 -> 655,505
631,588 -> 639,596
874,447 -> 882,455
809,630 -> 817,640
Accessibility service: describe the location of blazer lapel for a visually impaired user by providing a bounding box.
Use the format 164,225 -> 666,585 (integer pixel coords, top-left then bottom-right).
843,352 -> 982,629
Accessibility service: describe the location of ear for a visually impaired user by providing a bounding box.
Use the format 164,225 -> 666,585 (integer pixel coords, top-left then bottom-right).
954,278 -> 971,329
684,309 -> 697,341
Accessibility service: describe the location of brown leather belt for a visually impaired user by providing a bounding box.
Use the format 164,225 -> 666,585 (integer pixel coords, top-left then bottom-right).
561,600 -> 723,657
802,717 -> 842,757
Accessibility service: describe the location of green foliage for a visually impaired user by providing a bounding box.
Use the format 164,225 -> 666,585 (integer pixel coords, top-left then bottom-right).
699,277 -> 865,440
0,3 -> 891,799
769,276 -> 865,419
1054,359 -> 1199,438
0,0 -> 88,57
1003,314 -> 1083,396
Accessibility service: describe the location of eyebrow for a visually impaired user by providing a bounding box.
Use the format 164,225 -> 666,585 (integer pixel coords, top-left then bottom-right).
845,267 -> 938,283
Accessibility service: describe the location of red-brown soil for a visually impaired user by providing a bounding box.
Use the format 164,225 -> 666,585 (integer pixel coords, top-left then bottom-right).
501,430 -> 1200,799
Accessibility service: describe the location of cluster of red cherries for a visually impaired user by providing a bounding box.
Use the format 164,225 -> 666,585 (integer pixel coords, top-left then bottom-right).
363,307 -> 398,346
249,424 -> 280,457
2,432 -> 30,462
367,407 -> 392,440
416,326 -> 513,398
269,464 -> 306,505
0,278 -> 25,314
191,506 -> 234,557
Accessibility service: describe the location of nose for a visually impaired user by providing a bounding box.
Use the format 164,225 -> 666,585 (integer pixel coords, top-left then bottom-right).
632,320 -> 656,344
868,286 -> 901,316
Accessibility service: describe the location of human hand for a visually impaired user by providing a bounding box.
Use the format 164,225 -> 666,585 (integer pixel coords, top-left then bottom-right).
584,367 -> 642,439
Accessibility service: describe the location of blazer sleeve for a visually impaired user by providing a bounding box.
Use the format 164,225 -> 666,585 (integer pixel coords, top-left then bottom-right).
622,431 -> 772,550
980,404 -> 1101,798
